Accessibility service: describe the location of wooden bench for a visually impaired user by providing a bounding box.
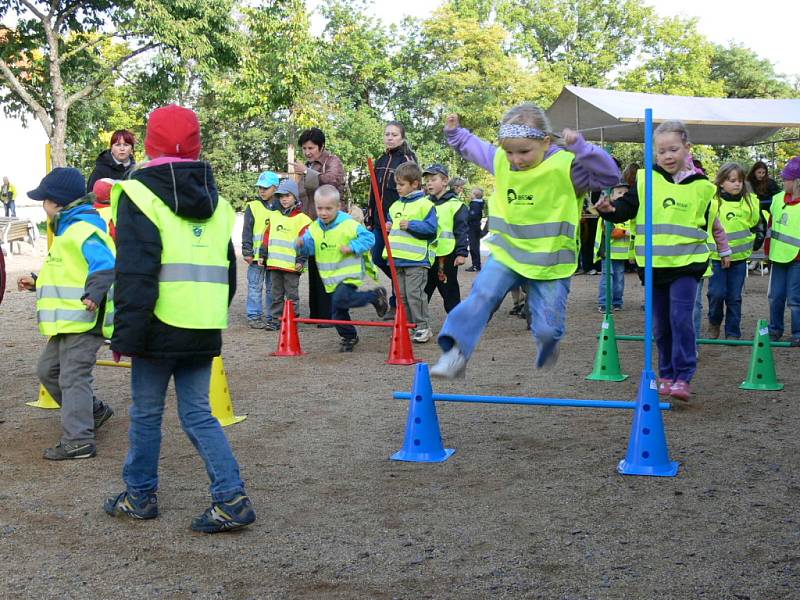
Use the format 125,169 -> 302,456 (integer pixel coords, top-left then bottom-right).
0,217 -> 36,255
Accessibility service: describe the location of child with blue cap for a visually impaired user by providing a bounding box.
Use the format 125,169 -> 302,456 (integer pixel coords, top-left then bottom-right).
242,171 -> 279,328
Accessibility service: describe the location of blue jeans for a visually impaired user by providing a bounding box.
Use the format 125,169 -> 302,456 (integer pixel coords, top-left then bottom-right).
122,357 -> 245,502
597,259 -> 625,308
707,260 -> 747,338
693,278 -> 704,340
3,200 -> 15,217
331,283 -> 380,339
438,257 -> 570,362
246,262 -> 272,320
768,261 -> 800,339
654,276 -> 698,382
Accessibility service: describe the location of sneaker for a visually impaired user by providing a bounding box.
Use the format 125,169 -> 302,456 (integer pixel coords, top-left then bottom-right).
465,265 -> 480,272
43,441 -> 96,460
669,380 -> 691,403
657,377 -> 672,396
104,491 -> 158,520
707,322 -> 721,339
248,318 -> 266,330
263,320 -> 279,331
430,347 -> 467,379
535,339 -> 560,370
790,338 -> 800,347
588,269 -> 598,275
372,287 -> 389,318
382,307 -> 396,322
769,333 -> 782,342
339,336 -> 359,352
412,328 -> 433,343
93,403 -> 114,431
613,306 -> 622,312
509,304 -> 523,316
191,494 -> 256,533
597,306 -> 605,313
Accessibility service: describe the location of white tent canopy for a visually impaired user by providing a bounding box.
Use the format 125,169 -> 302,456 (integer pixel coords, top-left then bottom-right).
546,86 -> 800,146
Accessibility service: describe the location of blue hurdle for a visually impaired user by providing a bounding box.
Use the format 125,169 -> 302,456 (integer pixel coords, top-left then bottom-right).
394,392 -> 671,411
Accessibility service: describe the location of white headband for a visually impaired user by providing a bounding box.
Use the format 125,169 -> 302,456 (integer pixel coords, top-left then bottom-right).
498,124 -> 547,140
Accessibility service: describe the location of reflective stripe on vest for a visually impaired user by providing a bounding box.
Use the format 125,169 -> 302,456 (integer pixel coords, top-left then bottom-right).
35,219 -> 116,338
488,149 -> 580,279
310,218 -> 372,293
633,170 -> 714,268
433,199 -> 461,256
112,179 -> 233,329
768,192 -> 800,263
383,197 -> 435,263
266,210 -> 311,270
248,200 -> 272,259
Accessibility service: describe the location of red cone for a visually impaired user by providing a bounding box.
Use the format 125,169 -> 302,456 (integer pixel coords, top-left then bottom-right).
270,300 -> 305,357
386,301 -> 419,365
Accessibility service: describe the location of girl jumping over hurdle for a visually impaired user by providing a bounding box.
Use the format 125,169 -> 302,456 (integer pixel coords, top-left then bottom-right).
430,103 -> 619,379
595,121 -> 731,402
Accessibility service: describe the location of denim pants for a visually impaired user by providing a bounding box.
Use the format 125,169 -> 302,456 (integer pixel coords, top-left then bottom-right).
654,276 -> 698,382
597,259 -> 625,308
3,200 -> 15,217
768,261 -> 800,339
707,260 -> 747,338
246,262 -> 272,320
438,257 -> 570,362
331,283 -> 380,339
122,357 -> 245,503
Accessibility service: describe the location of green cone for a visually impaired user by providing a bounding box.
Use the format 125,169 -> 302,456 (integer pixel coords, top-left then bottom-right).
740,319 -> 784,391
587,314 -> 628,382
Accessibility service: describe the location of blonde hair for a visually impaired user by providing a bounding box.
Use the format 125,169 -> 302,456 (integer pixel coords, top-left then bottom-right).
314,184 -> 340,205
500,102 -> 551,135
654,120 -> 691,145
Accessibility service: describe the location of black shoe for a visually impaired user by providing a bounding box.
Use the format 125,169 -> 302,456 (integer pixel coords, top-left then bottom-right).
191,494 -> 255,533
93,403 -> 114,431
104,490 -> 159,520
466,265 -> 480,272
509,304 -> 523,316
317,323 -> 335,329
263,320 -> 280,331
372,287 -> 389,318
339,337 -> 359,352
43,441 -> 96,460
769,333 -> 782,342
382,307 -> 396,322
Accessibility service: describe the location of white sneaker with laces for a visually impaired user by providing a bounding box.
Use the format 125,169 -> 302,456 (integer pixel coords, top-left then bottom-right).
430,347 -> 467,379
412,328 -> 433,343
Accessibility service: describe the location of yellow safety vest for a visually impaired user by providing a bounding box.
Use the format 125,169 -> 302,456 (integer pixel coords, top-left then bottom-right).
310,218 -> 377,293
633,170 -> 715,268
36,220 -> 115,338
111,180 -> 234,329
593,218 -> 631,262
96,205 -> 113,228
711,194 -> 759,261
248,200 -> 272,259
266,210 -> 311,270
383,197 -> 436,263
432,198 -> 462,256
769,191 -> 800,264
488,149 -> 581,279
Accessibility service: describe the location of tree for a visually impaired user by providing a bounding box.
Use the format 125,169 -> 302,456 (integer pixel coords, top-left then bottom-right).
710,43 -> 794,99
0,0 -> 238,167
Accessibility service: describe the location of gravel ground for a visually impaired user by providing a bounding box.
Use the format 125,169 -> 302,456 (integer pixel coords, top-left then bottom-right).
1,248 -> 798,599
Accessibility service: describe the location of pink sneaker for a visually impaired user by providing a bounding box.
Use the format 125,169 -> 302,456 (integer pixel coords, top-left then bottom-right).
657,378 -> 672,396
669,380 -> 691,403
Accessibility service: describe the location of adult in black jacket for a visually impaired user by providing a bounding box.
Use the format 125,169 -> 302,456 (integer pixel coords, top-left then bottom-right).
87,129 -> 136,192
747,161 -> 781,213
366,121 -> 417,315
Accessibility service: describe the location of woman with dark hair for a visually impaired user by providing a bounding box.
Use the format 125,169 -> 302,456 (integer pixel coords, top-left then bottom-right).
747,161 -> 781,213
290,127 -> 345,320
366,121 -> 418,319
87,129 -> 136,191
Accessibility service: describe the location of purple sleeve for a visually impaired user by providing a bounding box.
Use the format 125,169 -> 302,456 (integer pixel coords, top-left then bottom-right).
565,135 -> 621,195
445,127 -> 497,174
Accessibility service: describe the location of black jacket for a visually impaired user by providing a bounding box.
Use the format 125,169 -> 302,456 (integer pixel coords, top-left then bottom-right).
111,160 -> 236,359
602,165 -> 712,286
432,191 -> 469,257
87,150 -> 135,192
365,147 -> 417,227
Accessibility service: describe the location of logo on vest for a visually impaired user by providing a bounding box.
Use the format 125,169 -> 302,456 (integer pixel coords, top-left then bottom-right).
192,225 -> 204,238
780,213 -> 789,225
726,211 -> 736,221
320,241 -> 330,250
507,188 -> 534,205
276,224 -> 286,232
662,197 -> 677,209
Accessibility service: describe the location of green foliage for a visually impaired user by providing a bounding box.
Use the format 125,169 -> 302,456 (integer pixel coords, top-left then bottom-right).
711,44 -> 795,99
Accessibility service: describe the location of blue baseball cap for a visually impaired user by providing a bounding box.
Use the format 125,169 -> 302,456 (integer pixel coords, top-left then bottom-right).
422,164 -> 449,177
28,167 -> 86,206
256,171 -> 279,188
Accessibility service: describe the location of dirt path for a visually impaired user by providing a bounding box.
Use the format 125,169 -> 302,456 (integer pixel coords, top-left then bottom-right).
1,252 -> 798,599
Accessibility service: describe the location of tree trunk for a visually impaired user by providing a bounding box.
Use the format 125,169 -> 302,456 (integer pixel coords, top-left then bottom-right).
49,117 -> 67,168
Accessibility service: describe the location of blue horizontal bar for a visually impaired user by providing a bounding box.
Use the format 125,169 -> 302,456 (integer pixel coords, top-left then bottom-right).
394,392 -> 671,411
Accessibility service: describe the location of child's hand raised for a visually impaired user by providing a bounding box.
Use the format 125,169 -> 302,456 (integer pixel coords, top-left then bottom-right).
445,114 -> 460,130
561,128 -> 580,146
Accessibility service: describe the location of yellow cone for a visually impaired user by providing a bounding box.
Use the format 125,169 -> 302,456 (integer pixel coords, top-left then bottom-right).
210,356 -> 246,427
27,385 -> 61,409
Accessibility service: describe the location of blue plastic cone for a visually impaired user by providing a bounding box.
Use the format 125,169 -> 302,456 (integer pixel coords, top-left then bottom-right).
617,370 -> 679,477
391,363 -> 454,463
